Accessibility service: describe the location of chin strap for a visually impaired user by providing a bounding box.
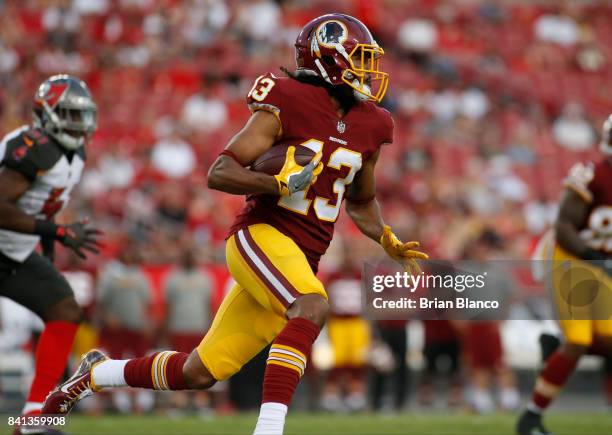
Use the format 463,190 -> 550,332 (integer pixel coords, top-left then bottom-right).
352,82 -> 372,101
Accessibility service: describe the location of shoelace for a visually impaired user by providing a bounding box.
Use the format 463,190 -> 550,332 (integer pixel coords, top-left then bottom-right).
60,379 -> 92,413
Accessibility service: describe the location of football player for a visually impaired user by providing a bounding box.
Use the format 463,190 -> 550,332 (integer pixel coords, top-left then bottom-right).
44,14 -> 427,434
517,116 -> 612,435
0,75 -> 100,434
321,243 -> 371,412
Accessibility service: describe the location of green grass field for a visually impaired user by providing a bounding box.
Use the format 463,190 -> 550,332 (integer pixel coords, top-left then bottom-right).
3,413 -> 611,435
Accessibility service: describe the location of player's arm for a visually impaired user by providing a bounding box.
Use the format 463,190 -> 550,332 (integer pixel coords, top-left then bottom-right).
555,188 -> 606,260
0,166 -> 100,259
207,111 -> 281,195
345,150 -> 428,272
345,149 -> 386,242
207,110 -> 322,196
0,167 -> 38,233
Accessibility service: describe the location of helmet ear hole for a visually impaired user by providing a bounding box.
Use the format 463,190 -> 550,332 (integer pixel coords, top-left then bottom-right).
322,55 -> 336,67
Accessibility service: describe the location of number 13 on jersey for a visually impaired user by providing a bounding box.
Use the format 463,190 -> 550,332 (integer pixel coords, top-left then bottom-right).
278,139 -> 362,222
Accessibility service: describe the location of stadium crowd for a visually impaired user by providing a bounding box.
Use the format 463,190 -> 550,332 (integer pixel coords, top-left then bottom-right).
1,0 -> 611,415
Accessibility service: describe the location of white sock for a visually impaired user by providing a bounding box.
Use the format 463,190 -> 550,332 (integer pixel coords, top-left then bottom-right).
499,387 -> 520,411
471,388 -> 495,414
91,360 -> 128,388
321,392 -> 343,412
346,392 -> 367,411
135,390 -> 155,412
112,390 -> 132,414
22,401 -> 42,415
253,402 -> 288,435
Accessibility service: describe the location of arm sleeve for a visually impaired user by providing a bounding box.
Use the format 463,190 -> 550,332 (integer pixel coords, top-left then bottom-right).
2,147 -> 39,181
1,132 -> 55,182
379,109 -> 394,146
563,162 -> 595,203
246,73 -> 287,135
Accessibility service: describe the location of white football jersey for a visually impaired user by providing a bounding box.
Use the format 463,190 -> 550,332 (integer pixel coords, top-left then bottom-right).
0,126 -> 85,262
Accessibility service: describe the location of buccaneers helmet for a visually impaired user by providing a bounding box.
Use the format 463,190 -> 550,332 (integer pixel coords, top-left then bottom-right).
600,114 -> 612,155
295,13 -> 389,103
33,75 -> 97,150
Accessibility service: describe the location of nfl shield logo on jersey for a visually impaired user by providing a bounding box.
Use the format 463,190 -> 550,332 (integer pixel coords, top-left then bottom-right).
337,120 -> 346,133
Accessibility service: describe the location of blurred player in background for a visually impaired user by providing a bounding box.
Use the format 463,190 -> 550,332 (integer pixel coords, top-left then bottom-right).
44,13 -> 427,435
370,319 -> 409,411
462,230 -> 519,414
321,243 -> 370,413
163,245 -> 213,414
419,320 -> 462,409
517,116 -> 612,435
97,244 -> 153,414
0,75 -> 100,434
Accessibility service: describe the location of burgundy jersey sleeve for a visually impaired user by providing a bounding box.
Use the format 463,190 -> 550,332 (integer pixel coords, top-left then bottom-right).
246,73 -> 290,134
1,129 -> 58,181
589,160 -> 612,206
379,108 -> 394,146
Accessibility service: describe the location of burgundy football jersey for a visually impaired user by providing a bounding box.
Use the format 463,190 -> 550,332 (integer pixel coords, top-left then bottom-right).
563,158 -> 612,254
229,73 -> 394,272
326,271 -> 363,317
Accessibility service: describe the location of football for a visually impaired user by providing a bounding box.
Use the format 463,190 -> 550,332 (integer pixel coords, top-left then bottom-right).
251,144 -> 316,175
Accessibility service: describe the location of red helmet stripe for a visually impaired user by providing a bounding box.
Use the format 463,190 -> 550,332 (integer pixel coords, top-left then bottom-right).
42,83 -> 69,108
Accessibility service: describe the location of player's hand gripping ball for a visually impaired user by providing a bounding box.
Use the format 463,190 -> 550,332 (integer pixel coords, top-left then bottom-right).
380,225 -> 428,275
271,146 -> 323,196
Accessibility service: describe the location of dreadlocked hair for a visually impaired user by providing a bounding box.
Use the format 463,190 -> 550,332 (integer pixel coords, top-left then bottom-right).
279,66 -> 357,113
280,67 -> 326,86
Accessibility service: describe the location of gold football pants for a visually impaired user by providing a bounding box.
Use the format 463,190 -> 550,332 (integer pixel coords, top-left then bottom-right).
551,245 -> 612,346
197,224 -> 327,380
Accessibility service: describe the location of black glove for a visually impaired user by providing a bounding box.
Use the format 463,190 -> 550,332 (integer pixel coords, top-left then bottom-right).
35,220 -> 102,259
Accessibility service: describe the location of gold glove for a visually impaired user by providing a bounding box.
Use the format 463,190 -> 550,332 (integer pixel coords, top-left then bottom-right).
274,146 -> 323,196
380,225 -> 428,274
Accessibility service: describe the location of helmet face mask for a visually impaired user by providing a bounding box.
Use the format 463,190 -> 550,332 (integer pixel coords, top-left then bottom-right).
341,43 -> 388,102
33,75 -> 97,150
296,14 -> 389,103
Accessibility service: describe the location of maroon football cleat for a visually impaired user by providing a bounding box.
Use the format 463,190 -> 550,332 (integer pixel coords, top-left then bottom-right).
42,349 -> 107,415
